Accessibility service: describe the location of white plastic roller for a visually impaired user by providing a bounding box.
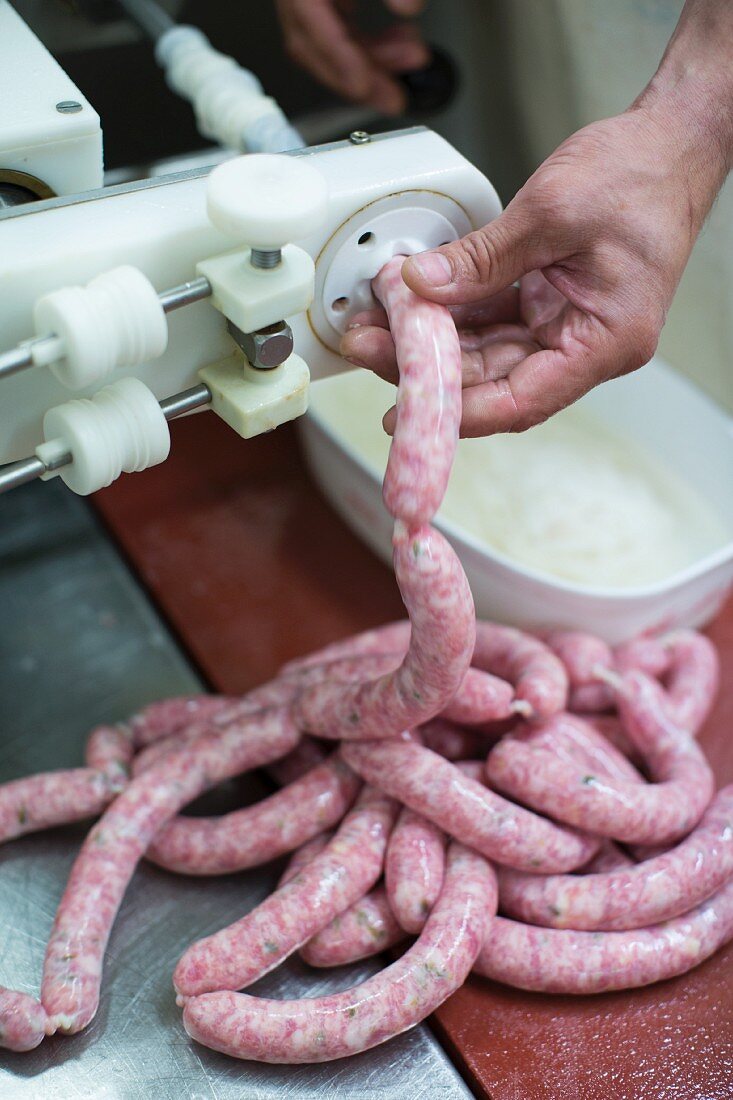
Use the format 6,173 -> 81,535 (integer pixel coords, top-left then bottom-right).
155,25 -> 302,153
32,266 -> 169,390
35,377 -> 171,495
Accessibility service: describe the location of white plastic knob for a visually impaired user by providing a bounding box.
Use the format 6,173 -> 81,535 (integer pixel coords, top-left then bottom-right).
206,154 -> 328,249
33,266 -> 168,390
37,378 -> 170,496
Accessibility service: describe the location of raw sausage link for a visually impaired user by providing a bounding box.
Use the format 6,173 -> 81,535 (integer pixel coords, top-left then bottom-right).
585,714 -> 637,763
454,760 -> 487,783
281,621 -> 411,675
545,631 -> 613,686
567,633 -> 673,714
340,740 -> 598,872
0,768 -> 123,845
496,785 -> 733,930
173,786 -> 399,997
267,737 -> 330,786
546,629 -> 614,714
278,832 -> 332,887
295,652 -> 514,728
182,843 -> 497,1063
486,697 -> 714,845
385,807 -> 446,933
614,635 -> 670,678
132,726 -> 211,776
474,874 -> 733,994
372,255 -> 463,528
294,653 -> 403,684
661,629 -> 719,733
146,756 -> 361,875
300,884 -> 407,967
568,684 -> 614,713
41,708 -> 300,1035
420,719 -> 496,761
133,670 -> 347,777
521,712 -> 645,785
0,989 -> 49,1052
474,623 -> 568,719
293,523 -> 475,740
439,667 -> 515,726
580,841 -> 636,874
84,724 -> 134,779
129,695 -> 233,746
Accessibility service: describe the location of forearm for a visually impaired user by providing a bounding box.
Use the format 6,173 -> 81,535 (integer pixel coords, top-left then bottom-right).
632,0 -> 733,224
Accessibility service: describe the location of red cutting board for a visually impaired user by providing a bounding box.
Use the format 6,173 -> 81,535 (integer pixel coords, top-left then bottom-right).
95,411 -> 733,1100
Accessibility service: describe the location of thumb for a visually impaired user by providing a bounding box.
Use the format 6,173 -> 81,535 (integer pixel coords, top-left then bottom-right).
402,206 -> 551,305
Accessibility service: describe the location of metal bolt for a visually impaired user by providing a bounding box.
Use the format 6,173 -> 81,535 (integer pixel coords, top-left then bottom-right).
250,248 -> 282,270
349,130 -> 371,145
56,100 -> 83,114
227,320 -> 294,370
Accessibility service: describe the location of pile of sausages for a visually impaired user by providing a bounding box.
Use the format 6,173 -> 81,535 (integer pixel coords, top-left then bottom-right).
1,257 -> 731,1064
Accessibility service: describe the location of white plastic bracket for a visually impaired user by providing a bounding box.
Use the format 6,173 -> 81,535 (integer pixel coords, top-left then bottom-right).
196,245 -> 314,335
199,353 -> 309,439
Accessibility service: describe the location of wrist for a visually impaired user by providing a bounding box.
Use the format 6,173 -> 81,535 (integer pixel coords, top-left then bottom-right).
630,0 -> 733,222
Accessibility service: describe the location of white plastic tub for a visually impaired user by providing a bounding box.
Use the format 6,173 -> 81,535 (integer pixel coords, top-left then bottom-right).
300,357 -> 733,643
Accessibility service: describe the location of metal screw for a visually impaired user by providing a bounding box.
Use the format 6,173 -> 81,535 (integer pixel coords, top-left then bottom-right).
349,130 -> 371,145
250,248 -> 282,270
227,320 -> 294,370
56,100 -> 83,114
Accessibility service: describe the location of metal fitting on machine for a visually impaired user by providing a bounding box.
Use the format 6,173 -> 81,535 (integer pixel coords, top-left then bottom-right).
227,319 -> 294,369
250,248 -> 282,270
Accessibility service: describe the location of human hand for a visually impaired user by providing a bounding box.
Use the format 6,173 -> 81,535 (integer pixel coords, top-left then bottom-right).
342,104 -> 729,435
275,0 -> 428,115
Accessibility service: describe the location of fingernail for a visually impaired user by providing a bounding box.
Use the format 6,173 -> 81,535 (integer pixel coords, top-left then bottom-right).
406,252 -> 452,287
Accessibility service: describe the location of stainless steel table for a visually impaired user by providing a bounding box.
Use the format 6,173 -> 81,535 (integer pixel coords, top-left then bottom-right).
0,482 -> 472,1099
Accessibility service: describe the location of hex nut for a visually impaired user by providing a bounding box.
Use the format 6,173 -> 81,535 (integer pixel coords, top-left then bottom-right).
227,320 -> 294,369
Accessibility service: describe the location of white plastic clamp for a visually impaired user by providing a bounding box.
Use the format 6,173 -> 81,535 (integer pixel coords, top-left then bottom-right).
36,377 -> 170,496
32,265 -> 168,391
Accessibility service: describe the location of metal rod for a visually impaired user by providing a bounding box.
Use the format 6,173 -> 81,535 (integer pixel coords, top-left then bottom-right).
0,345 -> 34,380
0,385 -> 211,497
115,0 -> 175,40
0,456 -> 48,494
159,276 -> 212,313
160,383 -> 211,420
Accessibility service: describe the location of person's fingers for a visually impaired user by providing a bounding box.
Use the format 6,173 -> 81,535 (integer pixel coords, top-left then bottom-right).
384,0 -> 426,14
448,285 -> 521,327
365,71 -> 407,114
341,326 -> 399,383
519,269 -> 567,332
347,307 -> 390,330
281,0 -> 391,106
343,321 -> 539,394
458,332 -> 540,389
457,331 -> 614,437
365,25 -> 429,72
458,323 -> 533,354
400,203 -> 560,306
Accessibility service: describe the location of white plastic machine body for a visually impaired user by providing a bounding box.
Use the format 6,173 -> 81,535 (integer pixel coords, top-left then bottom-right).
0,127 -> 501,489
0,0 -> 103,200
